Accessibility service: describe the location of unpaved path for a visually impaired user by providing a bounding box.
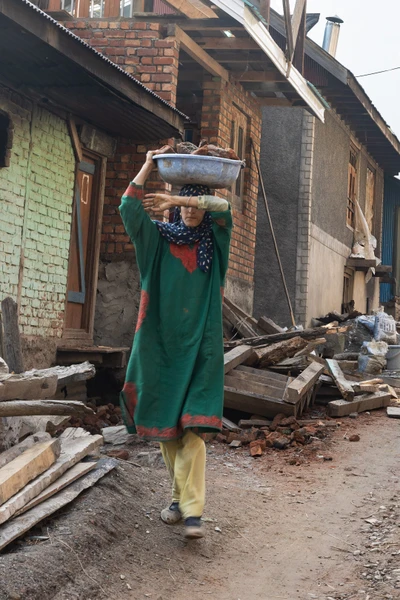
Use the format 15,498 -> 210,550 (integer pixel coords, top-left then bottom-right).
0,410 -> 399,600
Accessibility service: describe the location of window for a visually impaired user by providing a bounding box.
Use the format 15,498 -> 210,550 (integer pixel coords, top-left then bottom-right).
0,112 -> 12,168
90,0 -> 104,17
365,166 -> 375,232
347,145 -> 358,228
230,106 -> 248,209
61,0 -> 75,13
342,267 -> 355,313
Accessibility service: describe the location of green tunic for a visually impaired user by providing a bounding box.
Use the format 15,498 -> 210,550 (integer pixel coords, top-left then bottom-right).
119,183 -> 233,442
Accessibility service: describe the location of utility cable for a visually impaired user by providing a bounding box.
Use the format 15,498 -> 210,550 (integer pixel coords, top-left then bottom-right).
250,139 -> 297,328
357,65 -> 400,78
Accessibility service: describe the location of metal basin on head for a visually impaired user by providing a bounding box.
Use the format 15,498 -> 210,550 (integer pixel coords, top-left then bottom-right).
153,154 -> 243,189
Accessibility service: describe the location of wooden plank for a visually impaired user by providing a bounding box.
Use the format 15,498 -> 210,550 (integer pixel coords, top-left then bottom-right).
0,372 -> 58,402
224,325 -> 338,349
167,24 -> 229,81
0,458 -> 117,552
221,417 -> 241,432
285,362 -> 325,404
223,303 -> 258,338
255,337 -> 308,368
257,316 -> 285,335
291,0 -> 307,59
229,368 -> 287,389
235,365 -> 289,382
162,0 -> 217,18
282,0 -> 294,63
199,38 -> 259,50
387,407 -> 400,419
0,433 -> 51,470
327,392 -> 391,418
224,387 -> 295,419
15,461 -> 96,517
0,431 -> 102,524
1,297 -> 24,374
0,400 -> 94,417
294,338 -> 326,357
67,116 -> 83,162
224,346 -> 257,374
0,439 -> 60,505
224,298 -> 263,335
326,359 -> 355,402
225,374 -> 285,400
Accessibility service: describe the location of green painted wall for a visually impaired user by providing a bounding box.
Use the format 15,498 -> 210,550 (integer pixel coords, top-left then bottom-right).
0,85 -> 75,346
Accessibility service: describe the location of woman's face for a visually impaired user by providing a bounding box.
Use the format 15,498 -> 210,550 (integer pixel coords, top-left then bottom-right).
181,205 -> 206,228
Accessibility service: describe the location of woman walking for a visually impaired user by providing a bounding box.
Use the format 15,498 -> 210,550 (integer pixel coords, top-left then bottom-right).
119,148 -> 232,539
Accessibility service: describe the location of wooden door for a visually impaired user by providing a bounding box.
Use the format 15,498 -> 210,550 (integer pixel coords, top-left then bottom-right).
64,156 -> 104,343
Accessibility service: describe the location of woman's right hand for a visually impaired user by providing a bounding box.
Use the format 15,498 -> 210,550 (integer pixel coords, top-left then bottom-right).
145,145 -> 174,166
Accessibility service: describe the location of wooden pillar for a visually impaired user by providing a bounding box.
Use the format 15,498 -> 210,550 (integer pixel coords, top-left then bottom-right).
103,0 -> 120,17
1,298 -> 24,374
76,0 -> 91,17
47,0 -> 61,9
259,0 -> 270,28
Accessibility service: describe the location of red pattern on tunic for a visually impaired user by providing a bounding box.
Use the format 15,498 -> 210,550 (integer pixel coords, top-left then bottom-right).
135,290 -> 150,333
122,382 -> 138,428
126,184 -> 144,200
135,414 -> 222,441
169,242 -> 199,273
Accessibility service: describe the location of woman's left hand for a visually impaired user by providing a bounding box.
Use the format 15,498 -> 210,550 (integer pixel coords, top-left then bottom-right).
143,193 -> 178,214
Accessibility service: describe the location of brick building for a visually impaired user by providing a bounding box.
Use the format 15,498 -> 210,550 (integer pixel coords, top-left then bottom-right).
0,0 -> 183,368
42,0 -> 325,346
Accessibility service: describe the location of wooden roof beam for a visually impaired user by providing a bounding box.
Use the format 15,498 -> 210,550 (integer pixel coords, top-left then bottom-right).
161,0 -> 217,19
197,38 -> 260,50
168,24 -> 229,81
234,71 -> 286,83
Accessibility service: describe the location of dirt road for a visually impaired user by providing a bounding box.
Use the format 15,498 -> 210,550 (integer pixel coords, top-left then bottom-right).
0,410 -> 399,600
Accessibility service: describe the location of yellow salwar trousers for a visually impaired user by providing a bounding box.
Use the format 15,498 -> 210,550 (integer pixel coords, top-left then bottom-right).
159,430 -> 206,519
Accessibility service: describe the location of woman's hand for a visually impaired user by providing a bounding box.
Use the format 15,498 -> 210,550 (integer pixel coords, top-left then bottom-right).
145,145 -> 174,167
143,193 -> 178,215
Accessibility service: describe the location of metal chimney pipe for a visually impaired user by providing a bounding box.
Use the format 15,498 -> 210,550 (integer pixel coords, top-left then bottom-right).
322,15 -> 344,57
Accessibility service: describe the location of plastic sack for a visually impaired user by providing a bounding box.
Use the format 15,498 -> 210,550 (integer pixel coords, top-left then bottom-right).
357,315 -> 375,333
373,312 -> 397,344
358,340 -> 388,375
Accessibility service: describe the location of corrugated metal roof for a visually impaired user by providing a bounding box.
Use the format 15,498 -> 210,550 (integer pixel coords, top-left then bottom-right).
18,0 -> 186,121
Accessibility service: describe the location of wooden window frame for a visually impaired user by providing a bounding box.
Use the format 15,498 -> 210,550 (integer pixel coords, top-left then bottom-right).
365,165 -> 375,233
0,111 -> 13,168
347,144 -> 359,229
229,105 -> 248,211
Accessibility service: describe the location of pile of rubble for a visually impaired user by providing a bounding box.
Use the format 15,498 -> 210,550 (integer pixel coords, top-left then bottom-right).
217,413 -> 336,457
220,299 -> 400,454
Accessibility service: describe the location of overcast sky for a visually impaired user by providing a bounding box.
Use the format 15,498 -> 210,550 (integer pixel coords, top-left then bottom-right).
270,0 -> 400,138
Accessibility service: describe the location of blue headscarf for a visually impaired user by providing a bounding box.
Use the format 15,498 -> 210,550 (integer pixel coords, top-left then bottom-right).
155,184 -> 213,273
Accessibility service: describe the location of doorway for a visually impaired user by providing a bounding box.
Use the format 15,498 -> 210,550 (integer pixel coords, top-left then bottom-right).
63,153 -> 105,344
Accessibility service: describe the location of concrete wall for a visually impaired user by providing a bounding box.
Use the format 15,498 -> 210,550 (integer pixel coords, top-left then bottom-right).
254,107 -> 304,326
0,84 -> 75,368
309,110 -> 384,320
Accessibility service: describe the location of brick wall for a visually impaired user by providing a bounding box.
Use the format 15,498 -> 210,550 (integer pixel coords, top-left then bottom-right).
0,85 -> 75,365
201,75 -> 261,312
65,19 -> 179,104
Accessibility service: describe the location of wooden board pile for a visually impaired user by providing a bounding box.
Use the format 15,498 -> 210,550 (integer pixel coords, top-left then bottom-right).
222,299 -> 397,425
0,427 -> 117,552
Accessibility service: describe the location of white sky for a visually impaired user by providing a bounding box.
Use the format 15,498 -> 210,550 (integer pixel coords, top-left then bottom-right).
270,0 -> 400,138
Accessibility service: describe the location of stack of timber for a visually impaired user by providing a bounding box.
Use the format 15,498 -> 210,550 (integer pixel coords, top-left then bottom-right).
0,361 -> 96,425
320,359 -> 395,417
222,300 -> 396,421
0,427 -> 117,551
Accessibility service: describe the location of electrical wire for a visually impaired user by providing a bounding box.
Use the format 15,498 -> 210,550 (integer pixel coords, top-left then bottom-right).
357,65 -> 400,78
